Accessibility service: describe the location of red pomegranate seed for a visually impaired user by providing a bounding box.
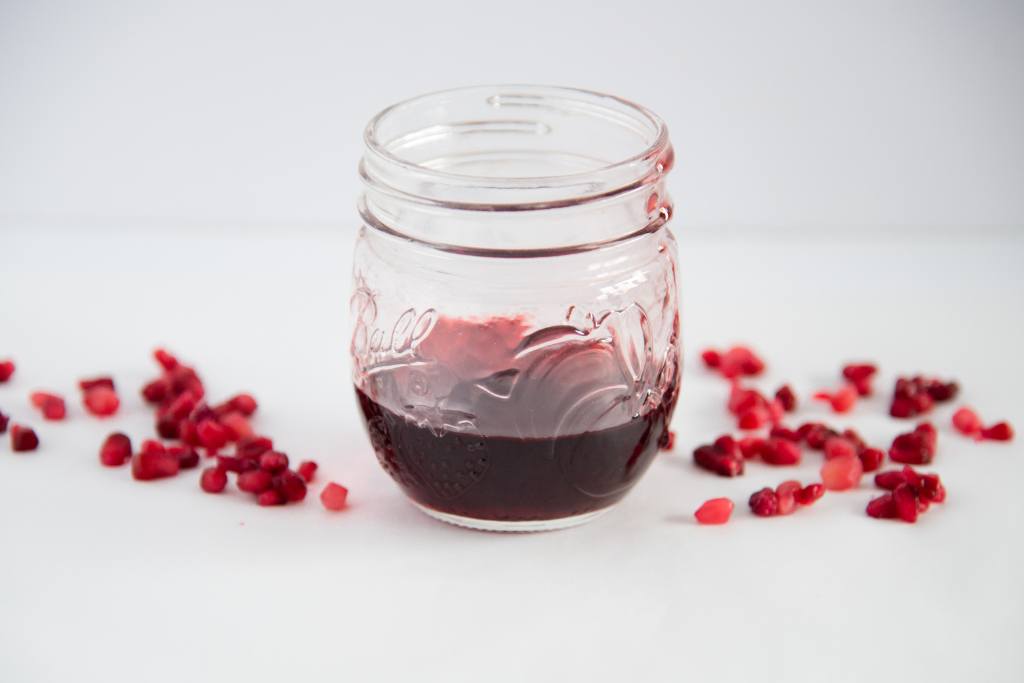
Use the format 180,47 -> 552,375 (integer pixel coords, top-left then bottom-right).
738,437 -> 767,459
320,482 -> 349,511
237,435 -> 274,460
30,391 -> 66,420
700,349 -> 721,369
761,438 -> 802,466
694,497 -> 734,525
866,493 -> 898,519
841,363 -> 877,396
237,469 -> 273,494
719,345 -> 765,378
820,455 -> 863,491
824,436 -> 857,460
0,359 -> 15,383
980,421 -> 1014,442
216,454 -> 259,473
875,466 -> 919,490
169,445 -> 199,469
728,384 -> 767,415
951,407 -> 982,436
178,419 -> 199,446
227,393 -> 258,416
218,411 -> 253,441
79,376 -> 115,392
749,487 -> 778,517
767,399 -> 785,425
0,409 -> 9,433
769,426 -> 800,442
99,433 -> 132,466
131,449 -> 179,481
889,424 -> 936,465
166,391 -> 198,421
153,348 -> 179,371
738,406 -> 768,430
795,483 -> 825,506
858,447 -> 885,472
774,385 -> 797,412
890,376 -> 957,418
10,424 -> 40,452
259,451 -> 289,473
801,423 -> 838,450
813,386 -> 857,413
257,489 -> 285,506
775,480 -> 802,515
83,387 -> 120,417
892,484 -> 919,523
141,379 -> 168,404
659,429 -> 676,451
196,418 -> 230,451
275,470 -> 308,503
297,460 -> 318,483
200,467 -> 227,493
140,439 -> 166,456
693,443 -> 744,477
155,414 -> 180,440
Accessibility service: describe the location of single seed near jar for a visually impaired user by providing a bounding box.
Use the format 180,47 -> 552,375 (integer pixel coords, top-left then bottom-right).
200,467 -> 227,493
10,424 -> 39,452
297,460 -> 318,482
694,497 -> 734,525
320,482 -> 349,511
99,433 -> 132,467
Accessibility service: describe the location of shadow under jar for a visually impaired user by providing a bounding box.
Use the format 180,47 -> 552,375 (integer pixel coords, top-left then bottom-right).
353,85 -> 680,531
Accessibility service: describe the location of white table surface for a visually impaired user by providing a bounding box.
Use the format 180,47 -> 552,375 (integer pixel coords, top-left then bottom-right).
1,225 -> 1022,682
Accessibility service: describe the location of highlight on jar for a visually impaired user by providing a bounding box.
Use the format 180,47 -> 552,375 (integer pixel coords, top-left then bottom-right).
351,85 -> 681,531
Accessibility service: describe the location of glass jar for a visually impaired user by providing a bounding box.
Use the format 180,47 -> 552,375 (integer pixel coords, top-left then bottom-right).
352,85 -> 680,531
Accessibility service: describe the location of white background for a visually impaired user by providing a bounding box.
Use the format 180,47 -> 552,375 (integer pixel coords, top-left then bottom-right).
2,2 -> 1023,682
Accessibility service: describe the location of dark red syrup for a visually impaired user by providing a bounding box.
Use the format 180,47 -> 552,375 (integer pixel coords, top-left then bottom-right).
355,315 -> 678,522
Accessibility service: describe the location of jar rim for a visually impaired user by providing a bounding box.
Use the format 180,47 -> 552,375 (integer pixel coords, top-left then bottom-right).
361,84 -> 672,210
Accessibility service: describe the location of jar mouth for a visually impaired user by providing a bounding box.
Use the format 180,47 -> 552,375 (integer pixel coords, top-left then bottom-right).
361,85 -> 672,209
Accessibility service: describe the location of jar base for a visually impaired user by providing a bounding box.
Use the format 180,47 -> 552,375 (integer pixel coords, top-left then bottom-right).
412,502 -> 611,533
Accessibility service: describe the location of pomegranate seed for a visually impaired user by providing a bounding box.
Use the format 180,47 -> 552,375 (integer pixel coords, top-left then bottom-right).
227,393 -> 258,416
761,438 -> 802,466
297,460 -> 318,483
153,348 -> 179,371
769,426 -> 800,442
774,385 -> 797,412
99,433 -> 132,466
890,376 -> 957,418
216,454 -> 259,473
659,429 -> 676,451
218,411 -> 253,441
320,482 -> 349,511
775,480 -> 801,515
951,407 -> 982,436
693,443 -> 744,477
30,391 -> 66,420
824,436 -> 857,460
196,418 -> 230,450
131,449 -> 179,481
842,363 -> 877,396
795,483 -> 825,505
892,484 -> 919,523
738,437 -> 767,459
0,359 -> 15,383
258,489 -> 285,506
259,451 -> 289,473
178,419 -> 199,445
140,439 -> 166,456
738,406 -> 768,430
83,386 -> 120,417
767,399 -> 785,425
858,447 -> 885,472
237,469 -> 273,494
200,467 -> 227,493
169,445 -> 200,469
79,376 -> 115,392
694,497 -> 734,525
820,455 -> 863,491
801,422 -> 838,450
875,468 -> 914,490
166,391 -> 197,420
749,487 -> 778,517
916,422 -> 937,450
980,421 -> 1014,442
155,414 -> 181,439
237,435 -> 274,459
141,379 -> 168,404
728,385 -> 767,415
10,424 -> 40,452
889,424 -> 936,465
925,380 -> 959,402
866,493 -> 898,519
700,349 -> 721,369
275,470 -> 308,503
813,386 -> 857,413
0,409 -> 9,433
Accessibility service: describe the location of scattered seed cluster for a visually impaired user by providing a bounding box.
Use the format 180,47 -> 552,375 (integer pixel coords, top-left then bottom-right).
688,347 -> 1014,525
0,351 -> 348,512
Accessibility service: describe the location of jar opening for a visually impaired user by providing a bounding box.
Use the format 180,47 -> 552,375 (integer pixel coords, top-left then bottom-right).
361,85 -> 671,209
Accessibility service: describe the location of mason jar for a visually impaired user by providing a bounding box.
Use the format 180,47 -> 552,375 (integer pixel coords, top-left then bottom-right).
352,85 -> 680,531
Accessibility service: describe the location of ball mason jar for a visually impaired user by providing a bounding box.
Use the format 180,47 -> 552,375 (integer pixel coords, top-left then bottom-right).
352,85 -> 680,531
